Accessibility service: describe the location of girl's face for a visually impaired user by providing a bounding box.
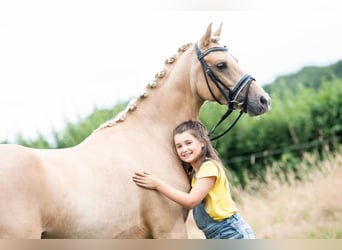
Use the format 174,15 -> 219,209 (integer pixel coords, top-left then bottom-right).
174,131 -> 204,167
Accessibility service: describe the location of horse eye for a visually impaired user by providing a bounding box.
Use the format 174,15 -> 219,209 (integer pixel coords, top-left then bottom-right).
216,62 -> 227,71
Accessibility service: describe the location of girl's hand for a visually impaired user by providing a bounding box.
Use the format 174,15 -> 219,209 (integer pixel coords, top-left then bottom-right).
132,171 -> 160,190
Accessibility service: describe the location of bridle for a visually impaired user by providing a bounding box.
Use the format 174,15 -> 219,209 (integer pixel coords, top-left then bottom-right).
195,42 -> 255,141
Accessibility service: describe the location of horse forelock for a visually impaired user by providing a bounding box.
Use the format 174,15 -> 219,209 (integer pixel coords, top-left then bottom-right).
210,36 -> 221,44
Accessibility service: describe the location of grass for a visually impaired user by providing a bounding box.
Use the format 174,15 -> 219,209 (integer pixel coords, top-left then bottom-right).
186,148 -> 342,239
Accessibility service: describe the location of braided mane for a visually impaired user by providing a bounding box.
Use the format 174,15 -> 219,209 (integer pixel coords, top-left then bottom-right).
94,43 -> 192,132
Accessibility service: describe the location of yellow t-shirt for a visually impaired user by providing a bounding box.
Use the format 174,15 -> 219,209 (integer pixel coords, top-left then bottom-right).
191,160 -> 238,221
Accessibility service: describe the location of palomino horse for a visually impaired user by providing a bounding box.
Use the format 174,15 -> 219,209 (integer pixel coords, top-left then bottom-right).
0,23 -> 270,238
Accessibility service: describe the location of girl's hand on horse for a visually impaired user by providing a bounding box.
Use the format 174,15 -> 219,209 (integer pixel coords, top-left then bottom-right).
132,171 -> 160,190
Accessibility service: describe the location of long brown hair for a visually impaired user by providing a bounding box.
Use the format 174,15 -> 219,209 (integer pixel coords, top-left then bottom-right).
173,120 -> 222,179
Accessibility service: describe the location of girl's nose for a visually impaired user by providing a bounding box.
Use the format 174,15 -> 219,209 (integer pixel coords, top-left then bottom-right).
179,147 -> 187,154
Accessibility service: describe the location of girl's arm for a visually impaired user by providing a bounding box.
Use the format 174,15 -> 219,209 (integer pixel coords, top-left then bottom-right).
132,171 -> 215,209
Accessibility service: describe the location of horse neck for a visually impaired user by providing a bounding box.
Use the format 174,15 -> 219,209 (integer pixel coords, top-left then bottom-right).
131,55 -> 203,129
93,44 -> 204,136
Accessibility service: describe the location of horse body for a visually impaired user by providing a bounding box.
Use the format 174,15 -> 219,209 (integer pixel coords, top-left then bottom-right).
0,101 -> 192,238
0,24 -> 270,238
0,136 -> 189,238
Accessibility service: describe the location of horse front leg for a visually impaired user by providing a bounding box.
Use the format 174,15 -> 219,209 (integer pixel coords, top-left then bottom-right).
143,200 -> 188,239
158,220 -> 188,239
150,213 -> 188,239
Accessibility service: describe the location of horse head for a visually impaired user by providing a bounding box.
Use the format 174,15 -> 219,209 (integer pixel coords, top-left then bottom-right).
193,23 -> 271,117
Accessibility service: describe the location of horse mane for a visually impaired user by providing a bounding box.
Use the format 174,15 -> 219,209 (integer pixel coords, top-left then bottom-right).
94,43 -> 193,132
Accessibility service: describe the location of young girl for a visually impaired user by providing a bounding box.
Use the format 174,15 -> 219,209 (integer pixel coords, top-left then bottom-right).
132,120 -> 254,239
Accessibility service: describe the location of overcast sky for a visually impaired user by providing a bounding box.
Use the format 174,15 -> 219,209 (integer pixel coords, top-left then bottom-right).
1,0 -> 341,142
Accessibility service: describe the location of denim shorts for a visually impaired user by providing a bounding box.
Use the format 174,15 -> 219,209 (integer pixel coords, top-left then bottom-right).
207,213 -> 255,239
193,203 -> 255,239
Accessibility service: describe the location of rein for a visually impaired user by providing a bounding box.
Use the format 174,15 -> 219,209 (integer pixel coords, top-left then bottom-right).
194,42 -> 255,141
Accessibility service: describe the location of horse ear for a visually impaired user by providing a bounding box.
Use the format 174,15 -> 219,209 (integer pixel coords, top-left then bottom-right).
213,23 -> 223,37
199,23 -> 213,49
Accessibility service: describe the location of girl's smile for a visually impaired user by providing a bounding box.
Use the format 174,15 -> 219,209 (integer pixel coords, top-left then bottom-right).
174,131 -> 204,168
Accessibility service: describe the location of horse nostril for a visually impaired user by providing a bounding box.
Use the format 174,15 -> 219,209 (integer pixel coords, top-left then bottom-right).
260,96 -> 268,106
